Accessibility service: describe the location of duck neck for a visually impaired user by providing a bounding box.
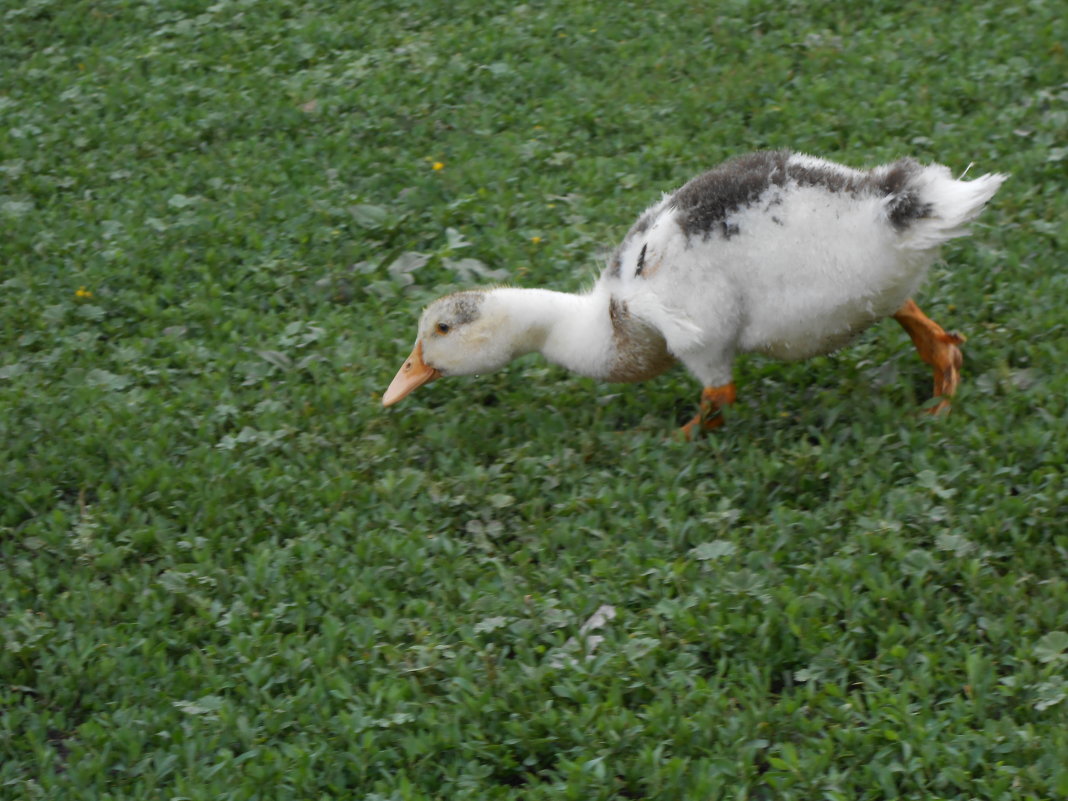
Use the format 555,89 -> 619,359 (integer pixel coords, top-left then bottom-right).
491,287 -> 617,380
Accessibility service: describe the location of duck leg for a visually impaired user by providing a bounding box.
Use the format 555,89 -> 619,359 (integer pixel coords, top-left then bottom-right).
680,383 -> 737,439
892,299 -> 965,414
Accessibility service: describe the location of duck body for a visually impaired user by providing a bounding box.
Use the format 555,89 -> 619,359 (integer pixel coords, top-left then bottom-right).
384,150 -> 1005,434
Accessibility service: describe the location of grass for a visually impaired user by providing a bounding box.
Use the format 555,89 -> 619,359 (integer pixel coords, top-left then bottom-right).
2,0 -> 1067,798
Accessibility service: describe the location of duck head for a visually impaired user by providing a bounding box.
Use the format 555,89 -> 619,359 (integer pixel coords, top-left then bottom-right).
382,290 -> 524,406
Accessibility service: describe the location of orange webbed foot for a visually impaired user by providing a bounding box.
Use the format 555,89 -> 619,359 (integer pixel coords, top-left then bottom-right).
678,383 -> 736,440
925,330 -> 965,414
893,299 -> 965,415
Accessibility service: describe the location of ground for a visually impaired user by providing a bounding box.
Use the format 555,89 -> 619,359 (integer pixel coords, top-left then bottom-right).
1,1 -> 1066,799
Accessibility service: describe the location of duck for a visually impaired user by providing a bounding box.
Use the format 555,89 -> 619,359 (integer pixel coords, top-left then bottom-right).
382,150 -> 1006,437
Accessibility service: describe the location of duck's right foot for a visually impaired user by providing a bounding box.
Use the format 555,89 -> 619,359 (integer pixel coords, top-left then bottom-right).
892,299 -> 965,414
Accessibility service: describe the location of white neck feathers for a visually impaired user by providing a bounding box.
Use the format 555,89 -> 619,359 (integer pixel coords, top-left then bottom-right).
484,286 -> 673,382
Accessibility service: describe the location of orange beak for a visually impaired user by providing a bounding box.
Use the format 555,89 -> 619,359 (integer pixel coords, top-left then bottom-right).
382,340 -> 442,406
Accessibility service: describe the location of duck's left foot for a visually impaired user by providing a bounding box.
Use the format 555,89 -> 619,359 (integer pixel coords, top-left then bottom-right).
892,299 -> 965,414
679,383 -> 736,440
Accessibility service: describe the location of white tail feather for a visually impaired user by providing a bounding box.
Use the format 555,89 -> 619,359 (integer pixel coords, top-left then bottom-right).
899,168 -> 1008,251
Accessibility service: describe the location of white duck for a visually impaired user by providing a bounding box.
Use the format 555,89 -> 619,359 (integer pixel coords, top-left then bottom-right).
383,150 -> 1005,437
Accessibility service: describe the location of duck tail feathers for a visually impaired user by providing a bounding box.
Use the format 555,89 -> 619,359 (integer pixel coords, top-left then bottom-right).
896,166 -> 1007,251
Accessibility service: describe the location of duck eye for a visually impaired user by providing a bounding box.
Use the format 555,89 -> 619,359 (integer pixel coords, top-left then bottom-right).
436,323 -> 451,334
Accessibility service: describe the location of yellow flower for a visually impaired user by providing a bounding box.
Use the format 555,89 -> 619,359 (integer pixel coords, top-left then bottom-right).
432,161 -> 445,171
531,236 -> 542,244
75,286 -> 93,299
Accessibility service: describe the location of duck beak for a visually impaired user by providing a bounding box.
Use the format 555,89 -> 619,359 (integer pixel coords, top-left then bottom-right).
382,340 -> 442,406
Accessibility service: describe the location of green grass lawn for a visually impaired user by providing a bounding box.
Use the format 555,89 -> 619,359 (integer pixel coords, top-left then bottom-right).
2,1 -> 1067,798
